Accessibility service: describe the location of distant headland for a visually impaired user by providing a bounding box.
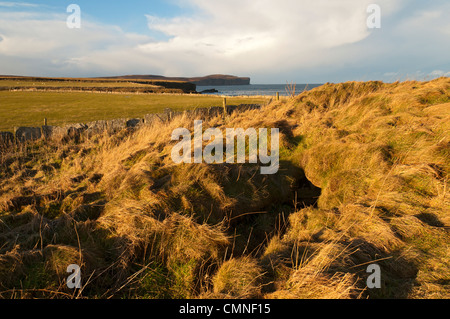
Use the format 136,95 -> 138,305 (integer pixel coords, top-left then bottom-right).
0,74 -> 252,95
100,74 -> 251,86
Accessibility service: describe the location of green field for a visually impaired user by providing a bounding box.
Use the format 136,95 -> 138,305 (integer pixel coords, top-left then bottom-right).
0,91 -> 269,132
0,79 -> 159,88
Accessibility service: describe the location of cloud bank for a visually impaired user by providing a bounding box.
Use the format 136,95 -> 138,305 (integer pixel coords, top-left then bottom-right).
0,0 -> 448,82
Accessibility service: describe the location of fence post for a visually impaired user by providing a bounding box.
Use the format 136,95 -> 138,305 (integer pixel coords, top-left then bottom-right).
276,92 -> 280,101
223,98 -> 227,119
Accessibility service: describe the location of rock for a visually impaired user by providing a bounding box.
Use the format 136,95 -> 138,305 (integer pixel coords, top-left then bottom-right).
106,118 -> 127,133
156,112 -> 170,122
171,111 -> 183,120
144,114 -> 156,126
0,131 -> 14,144
144,113 -> 169,126
41,125 -> 55,139
86,120 -> 108,134
226,104 -> 261,115
67,123 -> 88,140
47,123 -> 87,141
71,123 -> 88,130
200,89 -> 219,94
208,106 -> 223,117
191,108 -> 210,120
239,104 -> 261,111
7,103 -> 263,145
14,127 -> 42,141
84,120 -> 108,137
225,105 -> 238,115
50,126 -> 70,140
126,118 -> 144,128
163,108 -> 178,121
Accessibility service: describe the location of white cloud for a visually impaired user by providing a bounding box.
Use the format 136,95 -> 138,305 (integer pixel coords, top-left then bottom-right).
0,0 -> 448,82
428,70 -> 450,78
393,4 -> 450,37
140,0 -> 378,75
0,10 -> 154,76
0,1 -> 38,7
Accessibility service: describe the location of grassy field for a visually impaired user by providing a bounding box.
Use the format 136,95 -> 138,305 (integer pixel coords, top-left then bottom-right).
0,91 -> 268,132
0,76 -> 188,87
0,79 -> 160,88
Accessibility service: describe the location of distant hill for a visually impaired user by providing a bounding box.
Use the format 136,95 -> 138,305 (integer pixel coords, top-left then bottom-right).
100,74 -> 251,86
0,75 -> 197,93
0,74 -> 251,87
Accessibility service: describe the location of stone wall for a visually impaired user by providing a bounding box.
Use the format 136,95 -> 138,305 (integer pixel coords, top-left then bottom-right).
0,104 -> 261,145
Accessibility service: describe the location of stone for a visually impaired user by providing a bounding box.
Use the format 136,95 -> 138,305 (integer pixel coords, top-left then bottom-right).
226,105 -> 238,115
244,104 -> 261,111
191,108 -> 209,120
208,106 -> 223,117
67,123 -> 88,140
48,123 -> 87,141
171,111 -> 183,120
50,126 -> 70,140
7,104 -> 263,145
144,113 -> 166,126
14,127 -> 42,141
87,120 -> 107,131
0,131 -> 14,144
41,125 -> 56,139
106,118 -> 127,133
144,114 -> 156,126
85,120 -> 108,137
164,108 -> 177,121
71,123 -> 88,131
126,118 -> 143,128
155,112 -> 170,123
200,88 -> 219,94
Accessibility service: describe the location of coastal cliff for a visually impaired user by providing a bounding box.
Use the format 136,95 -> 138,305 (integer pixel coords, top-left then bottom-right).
104,74 -> 251,86
189,74 -> 251,86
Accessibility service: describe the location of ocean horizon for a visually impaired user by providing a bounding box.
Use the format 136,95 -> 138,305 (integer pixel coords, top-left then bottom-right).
197,83 -> 323,96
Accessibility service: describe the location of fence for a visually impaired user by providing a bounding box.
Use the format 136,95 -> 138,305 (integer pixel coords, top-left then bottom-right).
0,103 -> 262,145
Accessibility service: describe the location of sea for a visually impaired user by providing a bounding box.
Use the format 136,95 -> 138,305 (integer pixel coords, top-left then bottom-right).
196,84 -> 323,97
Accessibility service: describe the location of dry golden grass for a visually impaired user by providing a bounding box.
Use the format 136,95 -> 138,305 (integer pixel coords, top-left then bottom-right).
210,256 -> 265,298
0,77 -> 448,299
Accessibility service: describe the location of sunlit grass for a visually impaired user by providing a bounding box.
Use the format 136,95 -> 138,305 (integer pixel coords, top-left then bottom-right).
0,91 -> 268,132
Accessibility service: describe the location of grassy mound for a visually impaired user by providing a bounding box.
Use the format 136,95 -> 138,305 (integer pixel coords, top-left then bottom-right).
0,78 -> 448,299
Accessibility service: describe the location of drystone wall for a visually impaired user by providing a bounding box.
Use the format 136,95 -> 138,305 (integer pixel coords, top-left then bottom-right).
0,104 -> 261,145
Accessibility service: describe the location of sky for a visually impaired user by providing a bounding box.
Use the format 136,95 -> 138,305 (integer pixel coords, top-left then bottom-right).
0,0 -> 449,83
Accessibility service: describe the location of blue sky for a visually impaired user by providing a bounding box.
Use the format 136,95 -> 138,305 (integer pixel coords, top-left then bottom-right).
0,0 -> 449,83
0,0 -> 184,35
